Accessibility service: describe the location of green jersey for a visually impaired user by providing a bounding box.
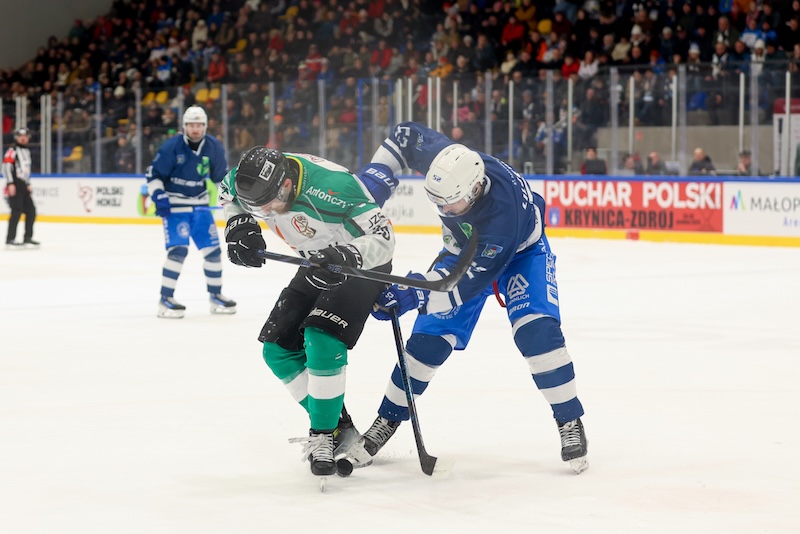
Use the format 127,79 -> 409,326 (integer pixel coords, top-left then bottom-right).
220,152 -> 395,269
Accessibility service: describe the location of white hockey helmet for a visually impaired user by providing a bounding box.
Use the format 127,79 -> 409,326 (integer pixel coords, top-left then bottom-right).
424,144 -> 485,217
182,105 -> 207,141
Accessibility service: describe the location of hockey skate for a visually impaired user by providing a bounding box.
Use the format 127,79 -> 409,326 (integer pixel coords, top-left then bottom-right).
5,241 -> 22,250
558,418 -> 589,474
209,293 -> 237,314
157,295 -> 186,318
289,430 -> 336,474
289,430 -> 337,491
334,407 -> 372,468
22,239 -> 40,249
361,416 -> 401,457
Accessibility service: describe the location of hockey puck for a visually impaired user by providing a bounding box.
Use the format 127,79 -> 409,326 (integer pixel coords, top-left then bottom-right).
336,458 -> 353,477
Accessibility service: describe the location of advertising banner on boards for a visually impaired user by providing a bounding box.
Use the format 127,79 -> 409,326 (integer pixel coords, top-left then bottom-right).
2,177 -> 140,217
724,181 -> 800,237
3,175 -> 798,245
541,179 -> 724,232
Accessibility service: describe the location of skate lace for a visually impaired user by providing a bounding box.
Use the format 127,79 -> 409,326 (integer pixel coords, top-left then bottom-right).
559,420 -> 582,448
363,417 -> 397,447
289,433 -> 334,463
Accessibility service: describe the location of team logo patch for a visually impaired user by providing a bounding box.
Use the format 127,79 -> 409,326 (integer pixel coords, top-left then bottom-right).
196,156 -> 210,177
481,244 -> 503,258
177,221 -> 191,238
176,154 -> 185,164
291,214 -> 316,237
506,274 -> 529,299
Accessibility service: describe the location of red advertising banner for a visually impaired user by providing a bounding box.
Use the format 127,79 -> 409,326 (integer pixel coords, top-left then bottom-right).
542,180 -> 723,232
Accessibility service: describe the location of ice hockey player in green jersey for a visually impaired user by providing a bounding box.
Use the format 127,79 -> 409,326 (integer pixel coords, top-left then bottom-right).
220,146 -> 396,479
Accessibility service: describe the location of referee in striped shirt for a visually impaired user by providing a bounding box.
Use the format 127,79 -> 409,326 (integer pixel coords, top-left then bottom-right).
4,127 -> 39,249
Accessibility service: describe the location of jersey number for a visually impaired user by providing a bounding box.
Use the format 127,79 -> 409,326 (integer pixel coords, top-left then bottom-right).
394,126 -> 411,148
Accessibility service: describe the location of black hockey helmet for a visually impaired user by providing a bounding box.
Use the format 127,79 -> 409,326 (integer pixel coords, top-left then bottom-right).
234,146 -> 298,210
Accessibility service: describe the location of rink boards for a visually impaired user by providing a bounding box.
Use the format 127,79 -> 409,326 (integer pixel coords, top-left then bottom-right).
1,174 -> 799,247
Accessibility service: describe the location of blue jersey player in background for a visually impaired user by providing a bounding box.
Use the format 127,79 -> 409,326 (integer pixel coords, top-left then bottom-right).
363,122 -> 589,474
146,105 -> 236,318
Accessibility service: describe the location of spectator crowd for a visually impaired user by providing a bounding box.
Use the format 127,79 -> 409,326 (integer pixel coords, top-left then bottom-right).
3,0 -> 800,173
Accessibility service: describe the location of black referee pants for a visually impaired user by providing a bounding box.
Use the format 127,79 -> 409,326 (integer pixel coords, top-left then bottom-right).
5,178 -> 36,243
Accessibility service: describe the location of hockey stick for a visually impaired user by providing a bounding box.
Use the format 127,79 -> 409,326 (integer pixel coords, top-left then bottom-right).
254,231 -> 478,292
171,206 -> 222,213
390,307 -> 437,476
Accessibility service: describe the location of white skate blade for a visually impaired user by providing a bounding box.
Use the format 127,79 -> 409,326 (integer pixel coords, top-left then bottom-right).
209,304 -> 236,314
568,456 -> 589,474
319,476 -> 327,492
157,306 -> 185,319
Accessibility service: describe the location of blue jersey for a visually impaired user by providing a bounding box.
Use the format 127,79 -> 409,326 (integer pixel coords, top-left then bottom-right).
145,134 -> 227,208
373,122 -> 544,313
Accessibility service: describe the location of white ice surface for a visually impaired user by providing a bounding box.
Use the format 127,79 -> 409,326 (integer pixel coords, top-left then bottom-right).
1,223 -> 800,534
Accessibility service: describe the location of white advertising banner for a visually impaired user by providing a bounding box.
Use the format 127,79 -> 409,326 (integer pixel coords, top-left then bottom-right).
723,181 -> 800,237
2,175 -> 564,225
381,177 -> 438,228
380,177 -> 546,229
2,176 -> 144,218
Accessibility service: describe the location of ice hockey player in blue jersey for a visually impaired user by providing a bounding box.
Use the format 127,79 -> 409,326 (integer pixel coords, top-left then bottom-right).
145,105 -> 236,318
364,122 -> 589,474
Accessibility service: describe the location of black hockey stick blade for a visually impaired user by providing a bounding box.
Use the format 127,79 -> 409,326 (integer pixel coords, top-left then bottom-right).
255,231 -> 478,292
420,451 -> 438,476
390,307 -> 438,476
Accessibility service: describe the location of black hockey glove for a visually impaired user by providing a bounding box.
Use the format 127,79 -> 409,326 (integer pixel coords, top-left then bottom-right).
305,244 -> 363,290
225,214 -> 266,268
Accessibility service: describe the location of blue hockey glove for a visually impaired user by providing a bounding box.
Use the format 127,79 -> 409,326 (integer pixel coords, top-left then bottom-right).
371,273 -> 429,321
305,244 -> 363,290
358,163 -> 397,207
225,214 -> 266,268
151,189 -> 171,217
